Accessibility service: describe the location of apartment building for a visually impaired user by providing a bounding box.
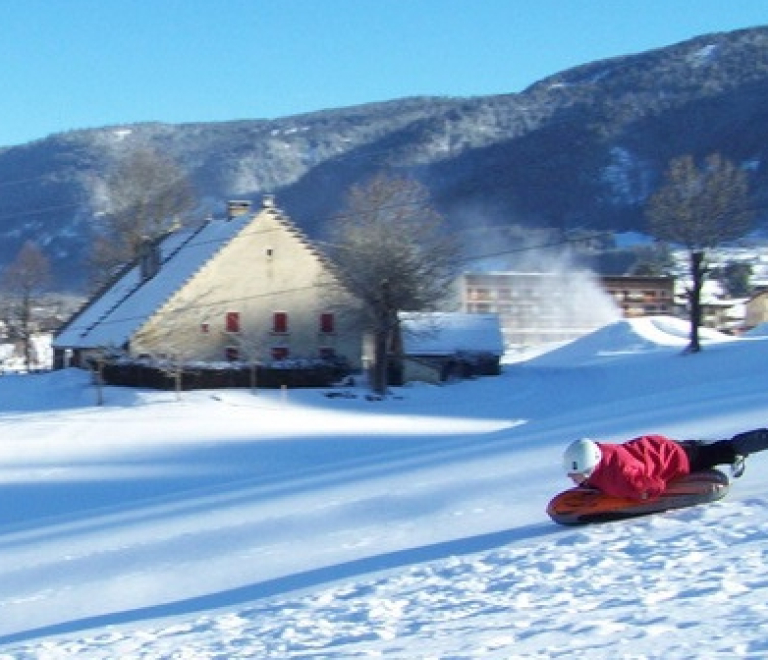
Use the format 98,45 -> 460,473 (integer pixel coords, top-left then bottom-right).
460,271 -> 676,348
602,275 -> 676,317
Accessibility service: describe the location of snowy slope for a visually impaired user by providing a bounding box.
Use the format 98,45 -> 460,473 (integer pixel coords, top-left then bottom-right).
1,316 -> 767,658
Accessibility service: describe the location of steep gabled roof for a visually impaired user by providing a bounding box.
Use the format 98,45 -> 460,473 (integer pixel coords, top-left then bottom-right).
53,213 -> 253,350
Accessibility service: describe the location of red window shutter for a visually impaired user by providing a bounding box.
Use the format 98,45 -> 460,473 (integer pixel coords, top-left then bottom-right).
226,312 -> 240,333
271,346 -> 289,360
273,312 -> 288,333
320,313 -> 334,334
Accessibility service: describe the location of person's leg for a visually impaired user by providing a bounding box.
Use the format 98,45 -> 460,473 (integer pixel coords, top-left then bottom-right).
731,429 -> 768,456
680,440 -> 738,472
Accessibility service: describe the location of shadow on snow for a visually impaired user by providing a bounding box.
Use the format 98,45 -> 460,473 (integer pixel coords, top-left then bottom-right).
0,520 -> 561,647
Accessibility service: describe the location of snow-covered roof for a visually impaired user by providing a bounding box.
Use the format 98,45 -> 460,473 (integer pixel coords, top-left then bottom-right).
401,313 -> 504,356
54,214 -> 253,349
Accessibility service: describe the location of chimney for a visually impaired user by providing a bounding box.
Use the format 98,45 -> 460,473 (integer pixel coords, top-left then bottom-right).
139,237 -> 161,280
227,200 -> 252,220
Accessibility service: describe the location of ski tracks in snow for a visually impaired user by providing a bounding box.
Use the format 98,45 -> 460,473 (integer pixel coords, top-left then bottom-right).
4,497 -> 768,659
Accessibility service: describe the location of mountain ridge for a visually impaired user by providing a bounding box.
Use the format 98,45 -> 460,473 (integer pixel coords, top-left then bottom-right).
2,25 -> 768,290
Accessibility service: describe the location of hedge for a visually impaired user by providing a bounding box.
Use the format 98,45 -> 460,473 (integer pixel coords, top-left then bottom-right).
98,359 -> 351,391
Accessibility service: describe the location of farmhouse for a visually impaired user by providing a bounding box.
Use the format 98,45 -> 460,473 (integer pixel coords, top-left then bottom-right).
52,197 -> 361,372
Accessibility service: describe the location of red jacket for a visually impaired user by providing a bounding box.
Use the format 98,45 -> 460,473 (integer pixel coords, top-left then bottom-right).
585,434 -> 690,501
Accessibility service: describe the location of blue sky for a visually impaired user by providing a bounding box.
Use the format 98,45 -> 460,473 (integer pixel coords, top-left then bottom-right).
1,0 -> 766,147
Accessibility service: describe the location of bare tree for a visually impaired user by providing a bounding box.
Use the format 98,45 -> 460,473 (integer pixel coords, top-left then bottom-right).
717,261 -> 753,298
326,174 -> 459,394
91,147 -> 197,289
629,242 -> 675,277
226,327 -> 268,394
646,153 -> 753,352
86,346 -> 112,406
1,241 -> 51,370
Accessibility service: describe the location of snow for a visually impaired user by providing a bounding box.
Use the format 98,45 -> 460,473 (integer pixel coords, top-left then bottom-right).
602,146 -> 651,205
53,215 -> 253,349
401,312 -> 504,356
687,44 -> 719,67
2,315 -> 768,658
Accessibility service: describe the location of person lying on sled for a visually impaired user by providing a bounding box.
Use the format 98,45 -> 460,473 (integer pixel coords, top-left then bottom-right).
562,429 -> 768,501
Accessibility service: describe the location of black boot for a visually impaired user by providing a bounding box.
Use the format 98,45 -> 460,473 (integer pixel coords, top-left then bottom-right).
731,429 -> 768,456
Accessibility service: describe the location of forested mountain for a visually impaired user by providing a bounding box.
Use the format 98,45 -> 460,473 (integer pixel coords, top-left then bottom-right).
2,25 -> 768,290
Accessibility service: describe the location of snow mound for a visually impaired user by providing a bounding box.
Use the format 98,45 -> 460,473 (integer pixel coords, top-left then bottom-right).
527,316 -> 734,367
627,316 -> 733,345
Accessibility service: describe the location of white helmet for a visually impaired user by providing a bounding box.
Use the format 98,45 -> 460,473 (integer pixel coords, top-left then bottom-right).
563,438 -> 601,475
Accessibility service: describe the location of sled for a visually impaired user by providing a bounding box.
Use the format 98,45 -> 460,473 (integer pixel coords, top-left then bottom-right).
547,469 -> 730,525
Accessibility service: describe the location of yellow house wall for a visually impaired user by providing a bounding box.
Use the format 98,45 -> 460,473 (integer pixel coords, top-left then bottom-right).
131,207 -> 362,367
745,293 -> 768,329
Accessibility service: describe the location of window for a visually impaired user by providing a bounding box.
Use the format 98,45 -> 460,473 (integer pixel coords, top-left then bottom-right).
200,322 -> 210,334
226,312 -> 240,333
320,312 -> 335,334
319,347 -> 336,359
273,312 -> 288,334
225,347 -> 239,362
271,346 -> 289,361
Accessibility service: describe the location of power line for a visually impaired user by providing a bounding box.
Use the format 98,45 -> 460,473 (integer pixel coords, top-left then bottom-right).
65,282 -> 326,333
0,201 -> 83,222
0,172 -> 64,188
0,134 -> 413,224
457,231 -> 616,265
62,218 -> 607,338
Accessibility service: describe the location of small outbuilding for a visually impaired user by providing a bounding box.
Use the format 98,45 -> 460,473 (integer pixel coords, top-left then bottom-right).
397,312 -> 504,385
